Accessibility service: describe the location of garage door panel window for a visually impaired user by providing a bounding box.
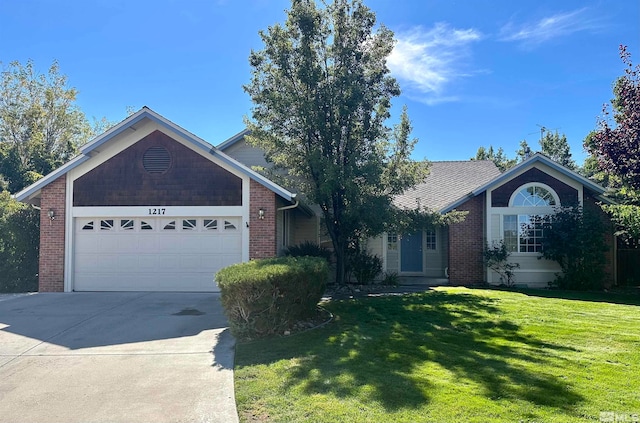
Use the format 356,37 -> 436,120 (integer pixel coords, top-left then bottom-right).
120,219 -> 134,230
82,221 -> 94,230
163,220 -> 176,230
204,219 -> 218,230
182,219 -> 197,230
101,220 -> 114,230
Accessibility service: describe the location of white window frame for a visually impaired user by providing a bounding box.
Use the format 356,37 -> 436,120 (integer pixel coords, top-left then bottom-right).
508,182 -> 560,208
503,183 -> 560,255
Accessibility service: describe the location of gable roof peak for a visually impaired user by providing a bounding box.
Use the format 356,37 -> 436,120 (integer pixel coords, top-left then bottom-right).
14,108 -> 297,204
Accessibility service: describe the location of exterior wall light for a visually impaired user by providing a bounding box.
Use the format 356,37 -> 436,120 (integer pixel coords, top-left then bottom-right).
258,208 -> 265,220
47,209 -> 55,221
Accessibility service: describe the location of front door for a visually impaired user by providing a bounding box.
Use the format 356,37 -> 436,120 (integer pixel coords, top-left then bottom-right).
400,232 -> 423,273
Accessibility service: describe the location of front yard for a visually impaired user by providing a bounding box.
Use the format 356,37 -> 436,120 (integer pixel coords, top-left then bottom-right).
234,287 -> 640,423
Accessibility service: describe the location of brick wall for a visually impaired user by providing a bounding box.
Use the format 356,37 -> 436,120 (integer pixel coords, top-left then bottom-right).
448,194 -> 485,285
249,179 -> 277,259
39,176 -> 66,292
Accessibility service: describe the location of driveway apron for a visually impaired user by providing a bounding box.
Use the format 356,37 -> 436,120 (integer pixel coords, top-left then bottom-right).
0,292 -> 238,423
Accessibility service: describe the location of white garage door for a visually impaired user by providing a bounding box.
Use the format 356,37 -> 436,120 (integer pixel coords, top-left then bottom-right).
74,217 -> 242,292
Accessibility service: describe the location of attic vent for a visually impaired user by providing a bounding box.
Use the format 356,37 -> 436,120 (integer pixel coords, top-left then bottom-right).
143,146 -> 171,174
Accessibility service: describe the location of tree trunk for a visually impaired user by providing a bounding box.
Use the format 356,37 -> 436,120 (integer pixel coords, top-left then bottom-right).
334,243 -> 346,285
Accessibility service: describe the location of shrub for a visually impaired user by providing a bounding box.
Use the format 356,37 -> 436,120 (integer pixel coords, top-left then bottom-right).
540,206 -> 608,290
0,191 -> 39,293
216,256 -> 329,340
346,246 -> 382,285
381,271 -> 399,286
483,241 -> 520,287
282,241 -> 333,263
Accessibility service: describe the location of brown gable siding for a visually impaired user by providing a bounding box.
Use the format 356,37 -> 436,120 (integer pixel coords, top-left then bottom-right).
491,168 -> 578,207
73,130 -> 242,206
449,194 -> 485,285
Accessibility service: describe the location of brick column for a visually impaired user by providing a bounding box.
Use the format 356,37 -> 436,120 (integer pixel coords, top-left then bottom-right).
39,176 -> 66,292
448,194 -> 485,285
249,179 -> 277,259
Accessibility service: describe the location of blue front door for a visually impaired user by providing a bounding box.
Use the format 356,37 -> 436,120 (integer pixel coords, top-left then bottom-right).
401,232 -> 423,273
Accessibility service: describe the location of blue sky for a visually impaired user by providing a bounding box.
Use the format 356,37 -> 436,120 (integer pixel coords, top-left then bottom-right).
1,0 -> 638,165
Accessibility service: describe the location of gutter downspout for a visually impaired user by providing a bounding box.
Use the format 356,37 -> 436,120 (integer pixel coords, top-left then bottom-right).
277,199 -> 299,212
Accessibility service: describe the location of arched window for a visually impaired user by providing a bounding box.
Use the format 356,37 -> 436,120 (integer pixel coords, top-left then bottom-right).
504,183 -> 559,253
510,183 -> 559,207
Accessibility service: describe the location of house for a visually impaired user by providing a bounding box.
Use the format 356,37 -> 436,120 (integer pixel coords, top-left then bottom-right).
14,107 -> 315,292
15,108 -> 615,292
218,126 -> 616,288
361,155 -> 615,287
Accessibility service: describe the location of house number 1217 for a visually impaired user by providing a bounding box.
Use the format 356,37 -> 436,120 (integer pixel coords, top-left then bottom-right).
148,208 -> 166,215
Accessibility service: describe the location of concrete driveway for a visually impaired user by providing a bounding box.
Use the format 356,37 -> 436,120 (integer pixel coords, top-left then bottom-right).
0,292 -> 238,423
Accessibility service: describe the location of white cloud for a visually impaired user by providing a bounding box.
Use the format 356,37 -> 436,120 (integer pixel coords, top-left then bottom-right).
499,8 -> 603,47
389,23 -> 482,105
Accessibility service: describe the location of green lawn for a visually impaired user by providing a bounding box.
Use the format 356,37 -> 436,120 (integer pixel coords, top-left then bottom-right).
234,287 -> 640,423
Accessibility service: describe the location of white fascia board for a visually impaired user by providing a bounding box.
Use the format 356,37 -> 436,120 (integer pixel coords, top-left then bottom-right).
13,155 -> 90,203
81,108 -> 213,156
209,150 -> 296,203
217,128 -> 252,151
16,106 -> 295,206
440,153 -> 608,213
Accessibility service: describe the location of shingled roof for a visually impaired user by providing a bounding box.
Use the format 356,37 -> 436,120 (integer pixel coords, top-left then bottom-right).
394,160 -> 501,212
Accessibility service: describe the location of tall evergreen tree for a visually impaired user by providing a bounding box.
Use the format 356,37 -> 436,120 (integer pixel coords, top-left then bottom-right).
244,0 -> 429,284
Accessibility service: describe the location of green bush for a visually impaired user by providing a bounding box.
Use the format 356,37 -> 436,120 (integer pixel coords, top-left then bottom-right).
0,191 -> 39,293
217,256 -> 329,340
282,241 -> 333,263
483,241 -> 520,287
381,271 -> 399,286
346,246 -> 382,285
540,206 -> 608,290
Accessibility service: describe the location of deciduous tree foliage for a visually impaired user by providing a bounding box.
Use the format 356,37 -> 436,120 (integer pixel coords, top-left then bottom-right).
0,60 -> 93,193
244,0 -> 429,284
586,46 -> 640,245
0,60 -> 100,292
589,45 -> 640,191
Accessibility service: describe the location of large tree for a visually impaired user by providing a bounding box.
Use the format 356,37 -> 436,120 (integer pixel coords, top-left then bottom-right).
539,130 -> 575,170
586,46 -> 640,245
0,60 -> 101,292
471,145 -> 516,171
244,0 -> 428,284
588,45 -> 640,191
0,59 -> 93,193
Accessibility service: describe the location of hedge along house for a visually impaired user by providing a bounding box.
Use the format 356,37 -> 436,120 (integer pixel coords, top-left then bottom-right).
14,107 -> 315,292
363,153 -> 615,287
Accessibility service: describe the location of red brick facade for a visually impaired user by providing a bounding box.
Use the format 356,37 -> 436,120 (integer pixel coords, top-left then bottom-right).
249,179 -> 277,259
448,194 -> 485,285
39,176 -> 66,292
